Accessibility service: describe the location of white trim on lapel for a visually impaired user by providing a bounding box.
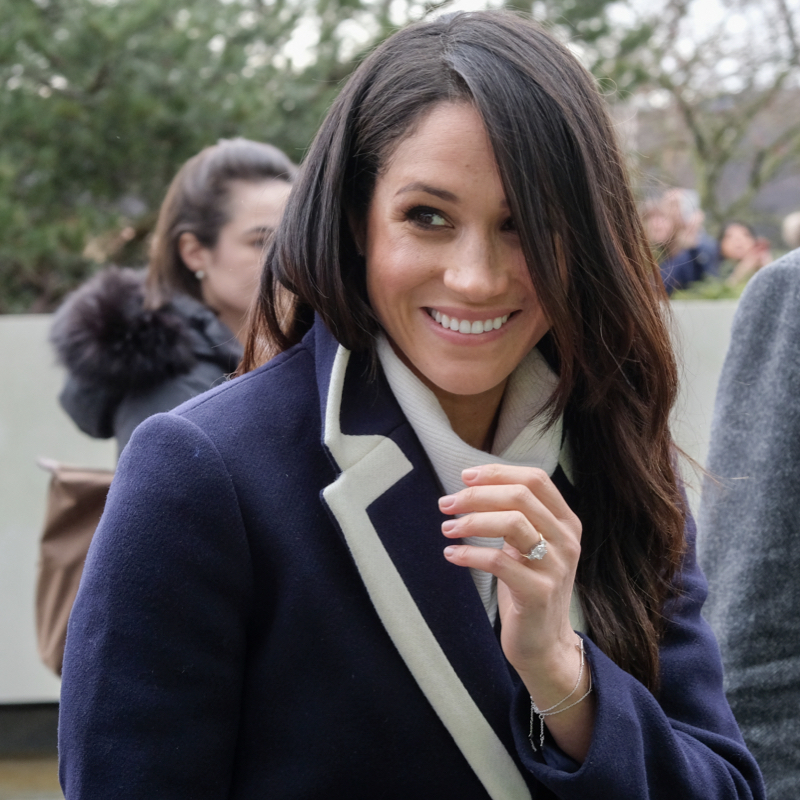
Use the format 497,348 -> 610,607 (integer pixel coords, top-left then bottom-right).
322,345 -> 532,800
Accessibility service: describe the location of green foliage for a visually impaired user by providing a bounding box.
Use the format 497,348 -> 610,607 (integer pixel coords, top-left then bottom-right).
671,277 -> 747,301
0,0 -> 414,311
5,0 -> 779,311
502,0 -> 653,95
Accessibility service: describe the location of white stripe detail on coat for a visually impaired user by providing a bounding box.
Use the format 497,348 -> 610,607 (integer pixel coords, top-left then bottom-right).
322,345 -> 531,800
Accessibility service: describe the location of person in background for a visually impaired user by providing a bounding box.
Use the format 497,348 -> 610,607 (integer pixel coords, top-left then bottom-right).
50,137 -> 296,454
698,246 -> 800,800
781,211 -> 800,250
718,221 -> 771,287
643,189 -> 719,295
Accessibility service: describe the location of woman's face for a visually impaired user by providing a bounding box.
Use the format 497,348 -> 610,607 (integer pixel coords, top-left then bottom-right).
363,102 -> 549,403
720,224 -> 755,261
195,179 -> 291,334
643,209 -> 673,246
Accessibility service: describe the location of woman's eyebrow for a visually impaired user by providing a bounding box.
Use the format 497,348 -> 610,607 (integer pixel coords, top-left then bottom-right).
395,181 -> 508,208
245,225 -> 274,236
395,182 -> 458,203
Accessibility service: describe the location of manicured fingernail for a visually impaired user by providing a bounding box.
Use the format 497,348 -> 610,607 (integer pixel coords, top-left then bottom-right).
462,468 -> 478,482
443,546 -> 457,557
439,495 -> 455,510
442,520 -> 457,533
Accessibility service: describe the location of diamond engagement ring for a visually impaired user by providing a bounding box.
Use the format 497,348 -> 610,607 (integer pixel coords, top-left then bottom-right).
525,536 -> 548,561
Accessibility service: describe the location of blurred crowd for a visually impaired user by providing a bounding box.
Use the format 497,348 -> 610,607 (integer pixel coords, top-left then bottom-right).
641,188 -> 800,296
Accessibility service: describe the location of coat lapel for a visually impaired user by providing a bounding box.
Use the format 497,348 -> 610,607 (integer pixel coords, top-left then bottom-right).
315,322 -> 532,800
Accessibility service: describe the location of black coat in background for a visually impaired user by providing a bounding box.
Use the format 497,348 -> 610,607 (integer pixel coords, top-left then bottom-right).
51,267 -> 242,453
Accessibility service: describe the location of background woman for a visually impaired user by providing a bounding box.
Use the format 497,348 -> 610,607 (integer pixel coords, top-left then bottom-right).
51,137 -> 295,453
642,188 -> 719,294
59,12 -> 763,798
718,221 -> 772,287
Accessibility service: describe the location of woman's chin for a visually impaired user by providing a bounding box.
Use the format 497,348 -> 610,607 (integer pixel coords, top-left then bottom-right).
415,367 -> 509,402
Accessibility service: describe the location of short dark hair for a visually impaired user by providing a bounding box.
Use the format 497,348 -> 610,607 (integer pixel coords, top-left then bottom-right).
719,220 -> 756,242
146,137 -> 296,308
247,10 -> 684,692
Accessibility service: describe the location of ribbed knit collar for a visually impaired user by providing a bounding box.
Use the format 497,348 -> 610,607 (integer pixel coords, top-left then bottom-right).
376,335 -> 563,497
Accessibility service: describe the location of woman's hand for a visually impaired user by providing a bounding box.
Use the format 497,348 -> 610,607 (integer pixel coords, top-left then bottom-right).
726,239 -> 773,287
439,464 -> 595,760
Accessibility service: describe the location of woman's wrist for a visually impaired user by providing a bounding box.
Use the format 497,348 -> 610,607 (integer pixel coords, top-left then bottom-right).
516,636 -> 595,759
516,634 -> 584,701
527,639 -> 593,751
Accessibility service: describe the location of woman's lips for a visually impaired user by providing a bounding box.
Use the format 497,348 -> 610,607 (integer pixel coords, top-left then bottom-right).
426,307 -> 512,335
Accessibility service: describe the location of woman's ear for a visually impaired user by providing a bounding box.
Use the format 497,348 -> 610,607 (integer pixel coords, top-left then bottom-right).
178,232 -> 212,275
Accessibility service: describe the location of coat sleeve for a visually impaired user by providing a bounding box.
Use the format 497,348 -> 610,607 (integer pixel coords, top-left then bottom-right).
697,251 -> 800,799
58,412 -> 253,799
508,513 -> 766,799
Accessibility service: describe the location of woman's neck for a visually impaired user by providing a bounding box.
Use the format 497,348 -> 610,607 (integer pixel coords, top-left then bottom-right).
214,307 -> 248,346
385,337 -> 508,450
424,378 -> 507,451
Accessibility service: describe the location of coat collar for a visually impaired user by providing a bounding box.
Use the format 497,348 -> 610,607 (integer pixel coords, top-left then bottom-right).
311,318 -> 533,799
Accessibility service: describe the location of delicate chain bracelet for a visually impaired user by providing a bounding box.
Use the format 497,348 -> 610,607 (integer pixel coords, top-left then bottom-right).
528,638 -> 593,751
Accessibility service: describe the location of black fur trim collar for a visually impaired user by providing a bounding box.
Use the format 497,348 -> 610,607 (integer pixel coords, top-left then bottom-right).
50,267 -> 197,391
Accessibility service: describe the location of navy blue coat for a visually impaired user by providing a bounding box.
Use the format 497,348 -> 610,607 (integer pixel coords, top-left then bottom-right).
59,318 -> 764,799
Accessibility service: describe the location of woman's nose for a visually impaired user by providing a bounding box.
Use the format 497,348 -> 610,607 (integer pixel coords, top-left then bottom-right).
442,234 -> 510,301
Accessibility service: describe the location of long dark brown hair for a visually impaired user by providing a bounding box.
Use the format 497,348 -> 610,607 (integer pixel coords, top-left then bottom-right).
146,137 -> 297,309
243,10 -> 684,692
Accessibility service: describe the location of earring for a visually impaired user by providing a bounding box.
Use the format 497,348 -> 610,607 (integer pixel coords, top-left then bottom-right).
195,270 -> 205,280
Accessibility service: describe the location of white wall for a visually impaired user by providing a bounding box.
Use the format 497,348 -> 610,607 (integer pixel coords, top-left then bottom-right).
669,301 -> 739,510
0,316 -> 114,703
0,304 -> 737,702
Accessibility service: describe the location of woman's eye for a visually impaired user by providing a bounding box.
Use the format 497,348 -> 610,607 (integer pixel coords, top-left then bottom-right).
250,235 -> 273,250
502,216 -> 518,233
408,207 -> 448,228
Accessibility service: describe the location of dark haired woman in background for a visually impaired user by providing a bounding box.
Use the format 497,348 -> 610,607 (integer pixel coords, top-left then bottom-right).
51,137 -> 295,453
718,221 -> 772,288
59,12 -> 763,799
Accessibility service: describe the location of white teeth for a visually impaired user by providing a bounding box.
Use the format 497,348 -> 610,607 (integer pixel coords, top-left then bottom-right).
428,309 -> 512,334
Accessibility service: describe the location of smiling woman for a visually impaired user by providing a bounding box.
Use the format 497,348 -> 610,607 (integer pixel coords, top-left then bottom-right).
58,11 -> 764,800
362,103 -> 549,449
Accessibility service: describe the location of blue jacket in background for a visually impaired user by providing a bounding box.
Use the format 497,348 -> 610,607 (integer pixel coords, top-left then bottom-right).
660,233 -> 720,295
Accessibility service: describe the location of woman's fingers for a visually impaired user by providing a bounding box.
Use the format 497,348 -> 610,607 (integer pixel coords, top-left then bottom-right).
439,483 -> 575,551
439,464 -> 582,564
462,465 -> 577,524
443,542 -> 556,598
442,509 -> 544,559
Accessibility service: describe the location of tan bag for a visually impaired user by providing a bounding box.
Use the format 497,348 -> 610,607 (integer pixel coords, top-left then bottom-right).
36,459 -> 114,676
